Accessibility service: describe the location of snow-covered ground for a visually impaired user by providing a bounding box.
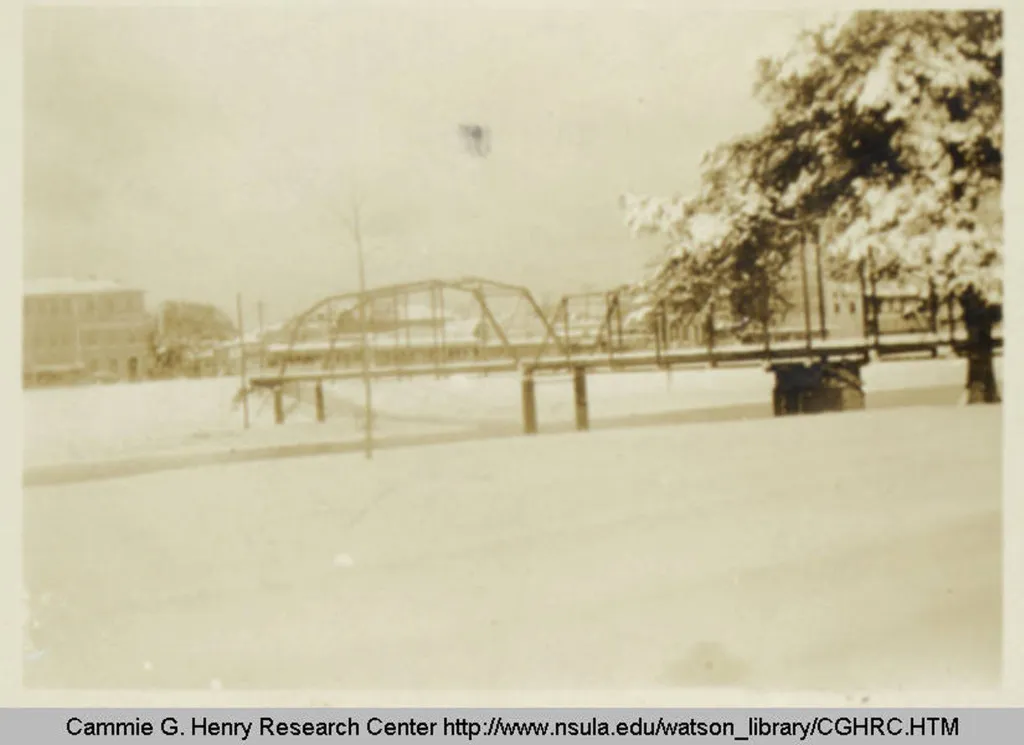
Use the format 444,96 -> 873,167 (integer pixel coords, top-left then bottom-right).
322,355 -> 1002,429
23,356 -> 1001,472
23,404 -> 1001,691
22,376 -> 461,470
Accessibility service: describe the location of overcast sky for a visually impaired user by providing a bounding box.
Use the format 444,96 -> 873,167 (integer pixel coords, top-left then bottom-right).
24,3 -> 831,321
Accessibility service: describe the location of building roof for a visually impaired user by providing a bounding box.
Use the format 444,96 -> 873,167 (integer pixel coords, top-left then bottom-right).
23,277 -> 142,297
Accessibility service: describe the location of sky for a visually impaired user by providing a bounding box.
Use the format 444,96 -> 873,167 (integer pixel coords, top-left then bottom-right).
24,2 -> 832,322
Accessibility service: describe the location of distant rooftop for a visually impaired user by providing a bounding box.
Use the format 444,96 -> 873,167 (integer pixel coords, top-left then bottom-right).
23,277 -> 142,297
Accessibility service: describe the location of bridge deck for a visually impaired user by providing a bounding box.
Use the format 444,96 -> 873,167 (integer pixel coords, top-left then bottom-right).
524,333 -> 981,373
247,332 -> 1000,387
249,359 -> 520,387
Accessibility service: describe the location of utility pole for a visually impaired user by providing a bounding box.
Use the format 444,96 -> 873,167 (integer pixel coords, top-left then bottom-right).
867,244 -> 880,347
799,231 -> 813,351
351,197 -> 373,460
257,300 -> 265,369
236,293 -> 250,429
814,228 -> 828,341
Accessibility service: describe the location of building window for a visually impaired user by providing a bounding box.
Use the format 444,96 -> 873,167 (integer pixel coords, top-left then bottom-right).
84,331 -> 98,346
83,297 -> 95,316
849,301 -> 856,314
109,358 -> 119,375
833,302 -> 840,315
61,298 -> 72,315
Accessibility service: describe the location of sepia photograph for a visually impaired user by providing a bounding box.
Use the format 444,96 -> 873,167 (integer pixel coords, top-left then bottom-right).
20,2 -> 1003,693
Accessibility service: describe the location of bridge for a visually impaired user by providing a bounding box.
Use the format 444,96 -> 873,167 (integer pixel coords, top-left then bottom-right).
234,277 -> 1000,435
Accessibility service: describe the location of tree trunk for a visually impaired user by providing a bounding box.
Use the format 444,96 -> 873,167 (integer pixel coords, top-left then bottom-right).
959,288 -> 1001,404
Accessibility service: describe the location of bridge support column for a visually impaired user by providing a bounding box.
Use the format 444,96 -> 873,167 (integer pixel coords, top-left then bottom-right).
769,360 -> 866,417
315,381 -> 326,423
521,373 -> 538,435
573,366 -> 589,431
274,387 -> 285,424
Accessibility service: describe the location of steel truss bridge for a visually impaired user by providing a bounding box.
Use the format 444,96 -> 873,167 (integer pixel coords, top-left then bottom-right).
239,277 -> 1001,433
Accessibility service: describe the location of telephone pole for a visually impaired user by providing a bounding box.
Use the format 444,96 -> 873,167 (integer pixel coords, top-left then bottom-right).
236,293 -> 250,429
351,198 -> 374,460
257,300 -> 265,369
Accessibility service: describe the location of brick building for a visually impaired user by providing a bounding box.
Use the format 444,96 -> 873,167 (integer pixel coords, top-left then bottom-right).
23,278 -> 154,385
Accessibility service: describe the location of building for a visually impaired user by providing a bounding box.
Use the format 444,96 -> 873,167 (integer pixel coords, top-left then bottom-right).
760,254 -> 831,340
23,277 -> 154,386
689,252 -> 933,344
773,267 -> 939,341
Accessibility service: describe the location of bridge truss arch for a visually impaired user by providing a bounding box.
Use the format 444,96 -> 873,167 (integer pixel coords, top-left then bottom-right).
252,277 -> 568,387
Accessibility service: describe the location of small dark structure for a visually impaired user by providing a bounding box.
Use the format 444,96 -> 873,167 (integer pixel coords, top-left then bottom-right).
960,289 -> 1002,404
769,360 -> 866,416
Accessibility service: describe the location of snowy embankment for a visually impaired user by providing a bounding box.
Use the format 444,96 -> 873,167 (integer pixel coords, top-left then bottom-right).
22,356 -> 1001,472
23,405 -> 1001,690
323,355 -> 1001,428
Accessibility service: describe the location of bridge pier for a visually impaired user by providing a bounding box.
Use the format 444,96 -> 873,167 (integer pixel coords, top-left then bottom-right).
769,360 -> 866,416
315,381 -> 326,422
521,373 -> 538,435
573,366 -> 589,431
274,387 -> 285,424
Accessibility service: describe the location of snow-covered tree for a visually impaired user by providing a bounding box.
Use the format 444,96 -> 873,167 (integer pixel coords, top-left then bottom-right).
149,300 -> 237,376
623,10 -> 1002,401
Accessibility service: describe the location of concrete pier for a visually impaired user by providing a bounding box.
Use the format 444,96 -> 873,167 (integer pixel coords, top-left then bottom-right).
573,366 -> 589,431
521,374 -> 538,435
770,360 -> 866,416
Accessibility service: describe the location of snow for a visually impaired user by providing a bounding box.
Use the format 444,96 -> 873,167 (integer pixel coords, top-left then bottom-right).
23,357 -> 1002,472
23,404 -> 1001,690
625,11 -> 1004,313
855,47 -> 896,111
23,277 -> 137,296
23,377 -> 280,467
